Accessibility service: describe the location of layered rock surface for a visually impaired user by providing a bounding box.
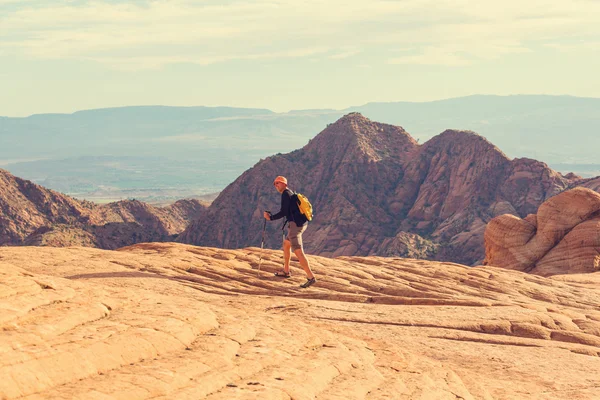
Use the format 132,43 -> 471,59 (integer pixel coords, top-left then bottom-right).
484,187 -> 600,276
0,169 -> 207,248
2,243 -> 600,399
178,113 -> 595,265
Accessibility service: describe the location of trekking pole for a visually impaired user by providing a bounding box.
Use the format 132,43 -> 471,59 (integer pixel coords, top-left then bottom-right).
257,211 -> 269,278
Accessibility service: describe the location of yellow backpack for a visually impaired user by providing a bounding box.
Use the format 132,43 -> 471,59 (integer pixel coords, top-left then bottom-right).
294,192 -> 313,221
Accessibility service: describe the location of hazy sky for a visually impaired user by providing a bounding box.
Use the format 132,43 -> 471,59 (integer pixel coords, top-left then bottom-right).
2,0 -> 599,116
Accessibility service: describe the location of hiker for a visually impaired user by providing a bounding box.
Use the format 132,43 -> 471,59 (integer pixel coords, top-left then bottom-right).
263,176 -> 316,288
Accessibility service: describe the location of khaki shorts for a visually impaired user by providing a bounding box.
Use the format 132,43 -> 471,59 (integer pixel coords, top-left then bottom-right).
285,221 -> 307,251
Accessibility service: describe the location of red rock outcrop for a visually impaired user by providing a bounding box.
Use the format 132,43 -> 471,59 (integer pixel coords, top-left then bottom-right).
484,187 -> 600,275
179,112 -> 419,254
0,169 -> 207,248
2,243 -> 600,398
178,113 -> 593,265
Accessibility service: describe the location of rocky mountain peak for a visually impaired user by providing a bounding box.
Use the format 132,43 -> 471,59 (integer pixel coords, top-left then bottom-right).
178,114 -> 594,265
338,111 -> 368,122
304,112 -> 418,163
423,129 -> 507,158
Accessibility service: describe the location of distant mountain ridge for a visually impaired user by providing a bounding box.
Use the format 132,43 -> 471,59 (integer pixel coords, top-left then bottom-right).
0,104 -> 340,201
177,113 -> 600,265
346,94 -> 600,164
2,94 -> 600,202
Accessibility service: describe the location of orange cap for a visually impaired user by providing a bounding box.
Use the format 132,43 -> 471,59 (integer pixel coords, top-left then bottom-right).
273,176 -> 288,186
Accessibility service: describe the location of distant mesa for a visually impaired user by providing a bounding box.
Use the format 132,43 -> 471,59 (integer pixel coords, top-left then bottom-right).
484,187 -> 600,276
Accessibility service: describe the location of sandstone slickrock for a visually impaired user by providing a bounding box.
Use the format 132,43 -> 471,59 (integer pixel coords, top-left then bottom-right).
0,169 -> 207,248
2,243 -> 600,399
177,113 -> 596,265
484,187 -> 600,276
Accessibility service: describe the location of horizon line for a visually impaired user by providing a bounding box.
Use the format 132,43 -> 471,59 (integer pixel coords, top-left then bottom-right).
3,93 -> 599,119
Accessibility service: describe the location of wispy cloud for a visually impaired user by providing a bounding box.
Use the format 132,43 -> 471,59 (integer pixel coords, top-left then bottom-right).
151,133 -> 208,143
389,47 -> 472,67
328,49 -> 361,60
82,46 -> 330,70
544,41 -> 600,52
1,0 -> 599,69
379,0 -> 599,66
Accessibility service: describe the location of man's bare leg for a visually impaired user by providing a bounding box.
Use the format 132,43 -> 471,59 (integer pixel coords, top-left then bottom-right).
283,239 -> 292,273
294,248 -> 314,279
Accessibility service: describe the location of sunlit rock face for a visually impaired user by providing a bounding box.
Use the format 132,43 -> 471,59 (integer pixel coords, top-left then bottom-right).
2,242 -> 600,399
484,187 -> 600,275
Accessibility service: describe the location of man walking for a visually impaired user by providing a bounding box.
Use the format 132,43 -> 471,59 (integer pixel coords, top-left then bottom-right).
264,176 -> 316,288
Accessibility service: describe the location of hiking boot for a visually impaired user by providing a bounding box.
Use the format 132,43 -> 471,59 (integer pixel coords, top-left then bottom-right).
300,277 -> 316,288
274,270 -> 291,278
